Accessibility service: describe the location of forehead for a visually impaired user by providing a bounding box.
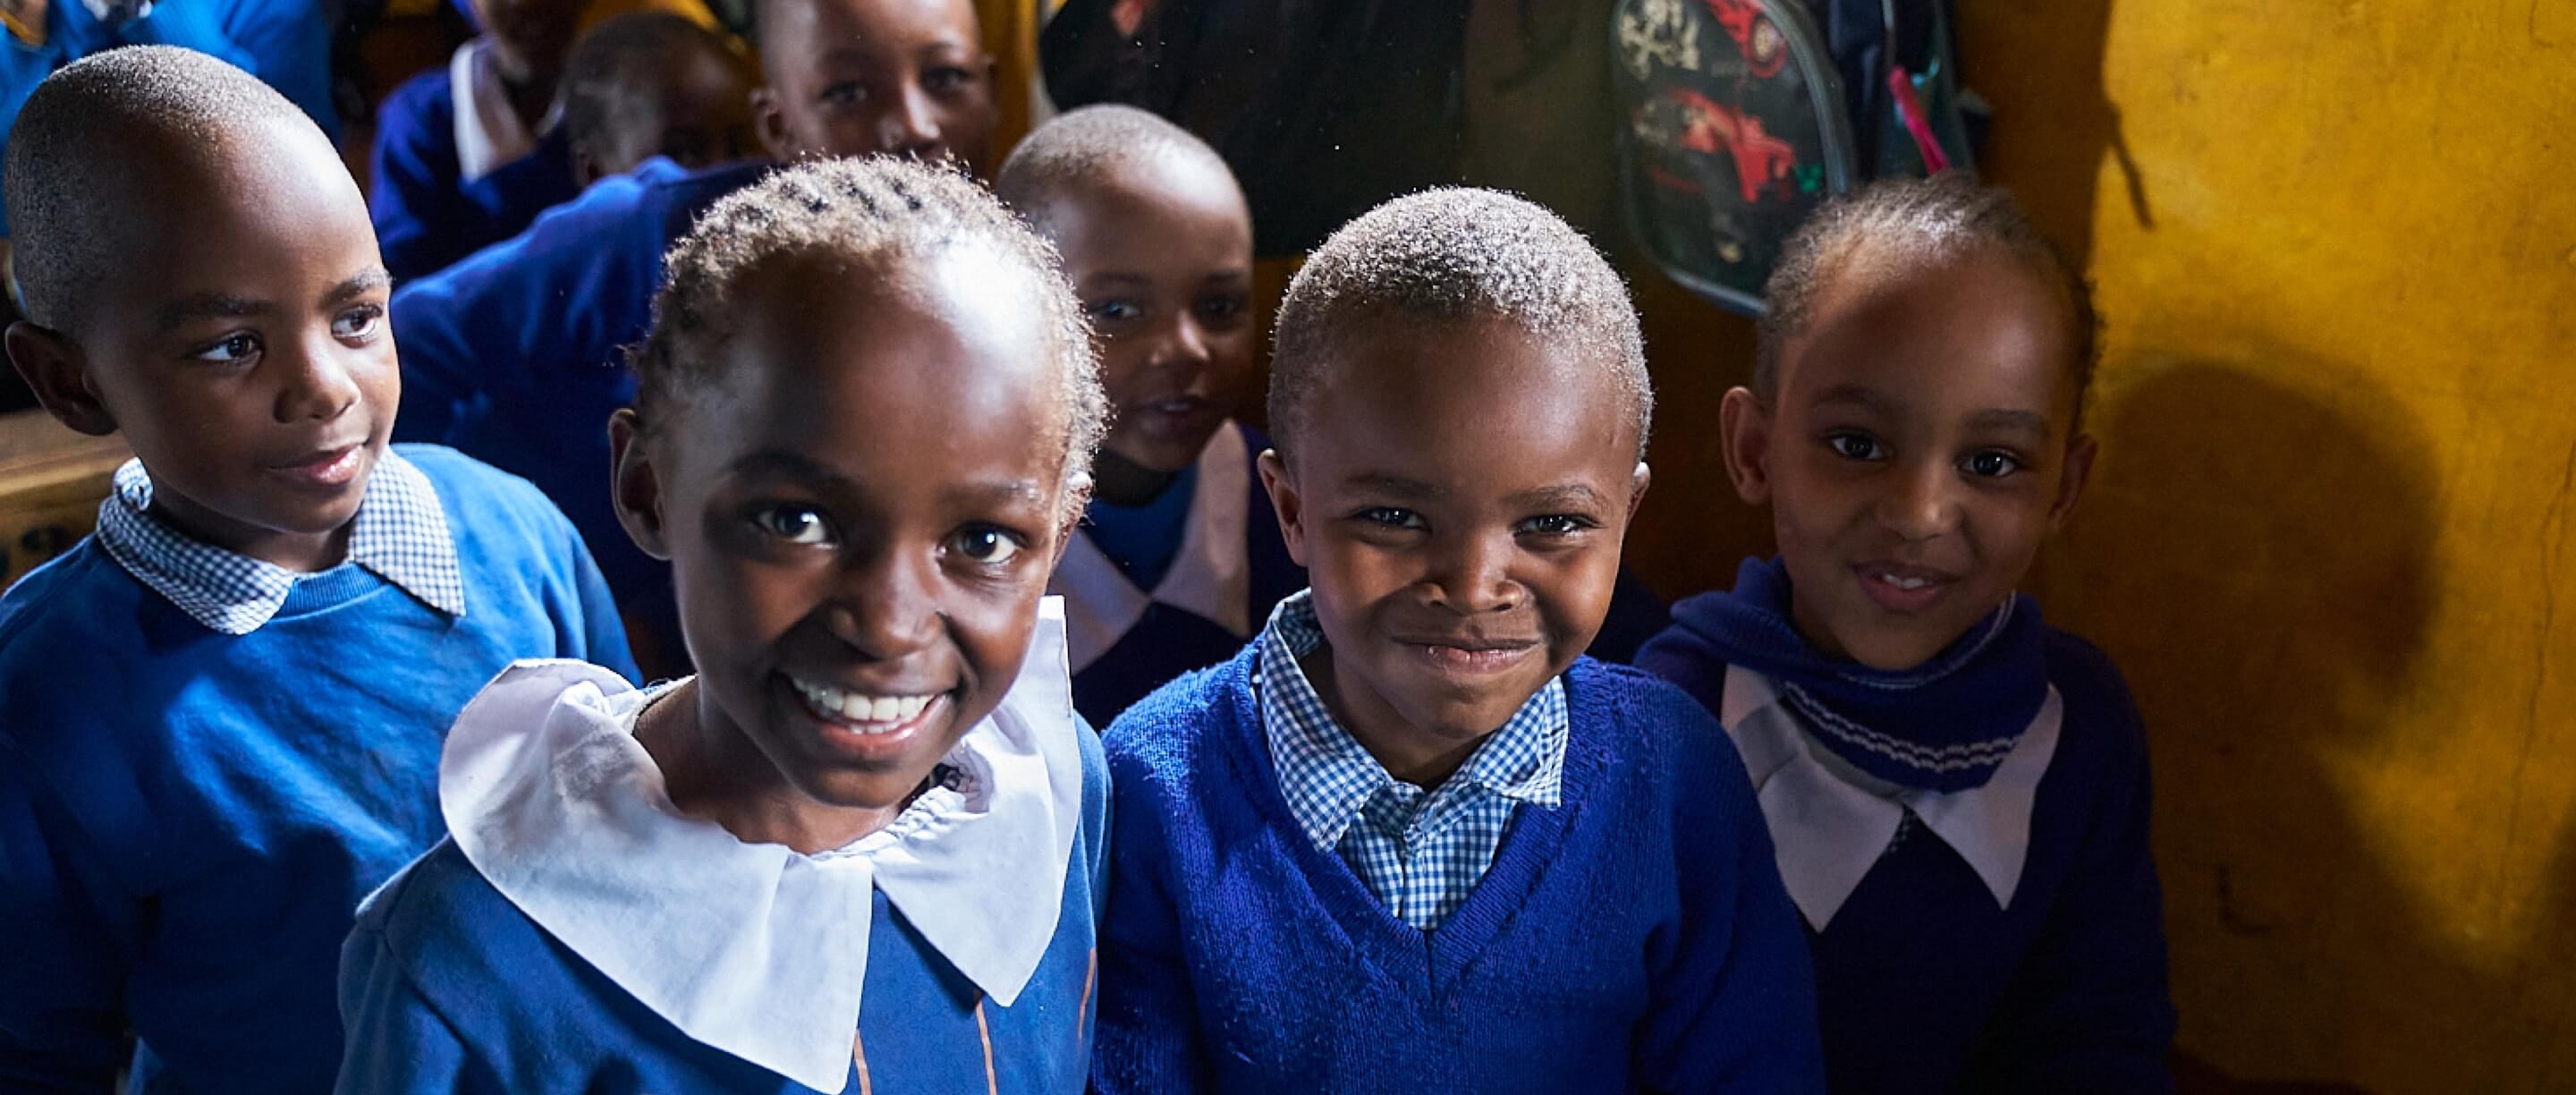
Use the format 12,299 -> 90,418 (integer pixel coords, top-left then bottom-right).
87,120 -> 377,327
683,248 -> 1068,487
1038,153 -> 1250,275
1781,245 -> 2079,420
1296,316 -> 1635,488
760,0 -> 976,73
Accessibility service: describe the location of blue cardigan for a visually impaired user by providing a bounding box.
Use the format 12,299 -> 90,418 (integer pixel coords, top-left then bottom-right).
0,446 -> 632,1093
368,65 -> 581,283
1638,623 -> 2177,1095
1093,649 -> 1825,1093
335,726 -> 1110,1093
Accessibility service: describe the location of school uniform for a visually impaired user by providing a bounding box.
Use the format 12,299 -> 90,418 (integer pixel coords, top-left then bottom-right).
1052,420 -> 1305,726
369,40 -> 583,282
337,599 -> 1106,1093
1636,557 -> 2177,1095
0,445 -> 633,1093
390,156 -> 767,664
1091,591 -> 1825,1094
0,0 -> 337,234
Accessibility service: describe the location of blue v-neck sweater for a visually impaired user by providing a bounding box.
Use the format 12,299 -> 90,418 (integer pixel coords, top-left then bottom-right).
1093,649 -> 1825,1094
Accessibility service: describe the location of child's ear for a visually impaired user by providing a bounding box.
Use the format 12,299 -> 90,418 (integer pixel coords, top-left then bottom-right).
1717,386 -> 1774,505
1048,479 -> 1092,572
1623,461 -> 1652,530
6,322 -> 115,437
2048,434 -> 2098,531
608,409 -> 673,560
1256,447 -> 1309,567
750,86 -> 793,161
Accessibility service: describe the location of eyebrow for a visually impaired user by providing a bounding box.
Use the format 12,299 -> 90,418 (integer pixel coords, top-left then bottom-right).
324,269 -> 393,308
1511,483 -> 1611,511
1968,408 -> 2055,441
1342,472 -> 1447,501
1811,383 -> 1897,414
153,268 -> 395,334
725,450 -> 1049,507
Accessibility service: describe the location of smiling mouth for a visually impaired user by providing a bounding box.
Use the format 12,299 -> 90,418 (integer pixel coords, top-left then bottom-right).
1855,563 -> 1960,611
787,675 -> 947,735
1397,638 -> 1540,675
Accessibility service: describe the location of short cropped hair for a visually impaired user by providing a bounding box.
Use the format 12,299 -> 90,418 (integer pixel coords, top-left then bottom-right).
992,104 -> 1238,228
1268,187 -> 1652,459
5,46 -> 316,334
1757,173 -> 2099,409
631,157 -> 1108,518
559,12 -> 744,157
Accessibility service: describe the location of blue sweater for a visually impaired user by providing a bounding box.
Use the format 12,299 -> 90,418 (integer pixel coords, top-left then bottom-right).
389,157 -> 767,666
1094,650 -> 1825,1093
368,65 -> 581,283
335,727 -> 1110,1093
1638,624 -> 2176,1095
0,446 -> 633,1093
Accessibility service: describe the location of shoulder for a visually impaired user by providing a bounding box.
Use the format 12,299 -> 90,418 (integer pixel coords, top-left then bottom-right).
355,839 -> 555,1000
1099,650 -> 1254,802
2042,627 -> 2150,763
1568,658 -> 1729,746
374,68 -> 455,140
0,540 -> 151,696
397,445 -> 573,541
1563,658 -> 1752,804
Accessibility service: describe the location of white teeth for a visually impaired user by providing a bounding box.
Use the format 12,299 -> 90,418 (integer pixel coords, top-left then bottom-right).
789,677 -> 936,732
1877,572 -> 1932,590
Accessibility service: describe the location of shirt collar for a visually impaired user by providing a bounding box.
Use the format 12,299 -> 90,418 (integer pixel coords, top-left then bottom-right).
438,599 -> 1083,1094
92,447 -> 466,635
1722,664 -> 2063,931
451,38 -> 555,182
1253,590 -> 1567,853
1051,419 -> 1253,671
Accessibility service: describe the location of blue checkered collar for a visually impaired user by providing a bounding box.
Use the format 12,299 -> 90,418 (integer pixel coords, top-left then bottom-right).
1253,590 -> 1567,852
92,447 -> 467,635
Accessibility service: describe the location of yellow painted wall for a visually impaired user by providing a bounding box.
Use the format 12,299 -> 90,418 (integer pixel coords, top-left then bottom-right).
1955,2 -> 2576,1090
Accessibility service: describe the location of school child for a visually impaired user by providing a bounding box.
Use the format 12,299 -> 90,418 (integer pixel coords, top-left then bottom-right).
369,0 -> 587,281
993,105 -> 1302,726
1633,174 -> 2176,1093
390,0 -> 1000,675
1091,188 -> 1824,1093
337,157 -> 1110,1092
559,11 -> 757,187
0,47 -> 632,1091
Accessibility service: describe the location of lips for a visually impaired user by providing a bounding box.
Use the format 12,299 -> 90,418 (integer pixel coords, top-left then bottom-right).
1123,395 -> 1221,441
781,672 -> 952,765
1392,632 -> 1543,676
265,443 -> 368,490
1854,561 -> 1960,614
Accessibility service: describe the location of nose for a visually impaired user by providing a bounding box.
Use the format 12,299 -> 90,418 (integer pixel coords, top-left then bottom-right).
824,542 -> 945,658
877,87 -> 945,161
1877,458 -> 1962,542
1422,529 -> 1523,615
271,337 -> 362,425
1145,313 -> 1213,374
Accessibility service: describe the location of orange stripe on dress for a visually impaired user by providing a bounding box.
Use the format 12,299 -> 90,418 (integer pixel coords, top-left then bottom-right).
850,1030 -> 873,1095
973,996 -> 1001,1094
1079,947 -> 1098,1032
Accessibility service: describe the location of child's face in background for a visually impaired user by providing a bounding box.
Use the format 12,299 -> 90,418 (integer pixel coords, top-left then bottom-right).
1725,244 -> 2093,671
1260,318 -> 1647,780
12,118 -> 396,573
1040,151 -> 1255,475
471,0 -> 584,82
572,39 -> 758,183
752,0 -> 997,174
616,249 -> 1070,845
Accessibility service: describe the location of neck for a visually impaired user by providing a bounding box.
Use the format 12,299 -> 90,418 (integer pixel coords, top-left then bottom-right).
1300,647 -> 1484,788
1091,448 -> 1182,507
148,493 -> 352,574
636,679 -> 911,855
503,71 -> 556,132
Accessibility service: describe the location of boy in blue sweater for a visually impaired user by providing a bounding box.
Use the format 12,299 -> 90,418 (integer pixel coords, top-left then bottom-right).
368,0 -> 585,281
995,105 -> 1303,726
339,157 -> 1110,1093
1093,188 -> 1824,1094
0,47 -> 631,1092
1635,175 -> 2177,1093
391,0 -> 1000,675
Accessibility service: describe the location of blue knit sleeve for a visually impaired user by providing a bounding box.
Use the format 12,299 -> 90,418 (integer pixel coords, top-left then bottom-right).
335,916 -> 489,1093
0,750 -> 131,1089
369,72 -> 470,284
1631,683 -> 1827,1094
1968,637 -> 2176,1092
1089,729 -> 1216,1094
557,510 -> 639,686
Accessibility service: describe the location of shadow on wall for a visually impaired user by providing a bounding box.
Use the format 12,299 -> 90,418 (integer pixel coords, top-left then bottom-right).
1954,0 -> 2150,266
2041,352 -> 2575,1092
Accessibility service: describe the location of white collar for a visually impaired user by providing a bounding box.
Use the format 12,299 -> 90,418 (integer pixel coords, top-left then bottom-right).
1050,419 -> 1252,672
439,599 -> 1083,1092
449,38 -> 551,182
1721,664 -> 2062,931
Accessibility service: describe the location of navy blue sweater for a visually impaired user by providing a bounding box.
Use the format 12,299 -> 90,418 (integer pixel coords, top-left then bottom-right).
1639,624 -> 2176,1095
368,66 -> 580,283
1094,649 -> 1825,1093
0,446 -> 633,1092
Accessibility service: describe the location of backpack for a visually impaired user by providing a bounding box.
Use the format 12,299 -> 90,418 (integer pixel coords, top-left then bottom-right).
1612,0 -> 1979,314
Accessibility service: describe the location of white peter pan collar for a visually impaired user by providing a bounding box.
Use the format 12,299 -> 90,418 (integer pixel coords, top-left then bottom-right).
439,599 -> 1083,1093
1051,419 -> 1253,672
449,38 -> 552,182
1721,664 -> 2062,932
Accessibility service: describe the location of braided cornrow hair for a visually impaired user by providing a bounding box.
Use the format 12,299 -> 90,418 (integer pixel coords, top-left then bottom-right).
630,157 -> 1109,518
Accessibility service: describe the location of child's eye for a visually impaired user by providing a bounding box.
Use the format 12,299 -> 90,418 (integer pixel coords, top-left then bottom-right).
1825,432 -> 1887,462
191,333 -> 262,364
948,525 -> 1024,564
1084,299 -> 1146,325
1519,514 -> 1597,537
1197,293 -> 1248,323
1961,450 -> 2024,479
819,81 -> 867,106
331,306 -> 385,343
922,65 -> 977,93
1353,507 -> 1425,531
752,505 -> 835,546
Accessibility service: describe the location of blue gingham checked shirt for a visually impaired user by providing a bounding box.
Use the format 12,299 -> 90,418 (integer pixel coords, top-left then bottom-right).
92,448 -> 467,635
1255,590 -> 1568,930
